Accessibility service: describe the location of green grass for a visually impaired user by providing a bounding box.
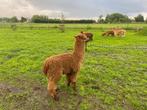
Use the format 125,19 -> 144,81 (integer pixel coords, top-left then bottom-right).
0,24 -> 147,110
1,23 -> 147,29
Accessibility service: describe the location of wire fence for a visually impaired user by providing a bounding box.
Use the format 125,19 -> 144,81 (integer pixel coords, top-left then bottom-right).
93,45 -> 147,50
0,23 -> 146,30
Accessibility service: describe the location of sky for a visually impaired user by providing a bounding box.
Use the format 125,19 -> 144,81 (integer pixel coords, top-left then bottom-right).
0,0 -> 147,19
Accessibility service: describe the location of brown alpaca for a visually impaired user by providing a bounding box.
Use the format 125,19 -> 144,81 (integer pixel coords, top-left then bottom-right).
102,29 -> 126,37
43,33 -> 89,100
81,31 -> 93,51
102,30 -> 115,36
112,29 -> 126,37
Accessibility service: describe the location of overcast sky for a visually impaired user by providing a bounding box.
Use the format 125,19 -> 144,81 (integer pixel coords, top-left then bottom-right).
0,0 -> 147,19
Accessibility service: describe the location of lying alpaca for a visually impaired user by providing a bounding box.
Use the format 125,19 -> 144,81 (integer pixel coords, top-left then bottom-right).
102,30 -> 115,36
81,31 -> 93,51
102,29 -> 126,37
113,29 -> 126,37
43,33 -> 89,100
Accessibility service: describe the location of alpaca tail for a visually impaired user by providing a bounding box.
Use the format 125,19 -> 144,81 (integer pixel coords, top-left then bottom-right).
43,60 -> 49,75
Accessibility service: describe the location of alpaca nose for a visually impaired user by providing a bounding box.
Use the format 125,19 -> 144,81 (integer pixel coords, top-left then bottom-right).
86,37 -> 89,41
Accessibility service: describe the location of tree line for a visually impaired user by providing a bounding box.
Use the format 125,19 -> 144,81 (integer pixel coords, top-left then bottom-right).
98,13 -> 146,23
0,13 -> 146,23
0,16 -> 27,23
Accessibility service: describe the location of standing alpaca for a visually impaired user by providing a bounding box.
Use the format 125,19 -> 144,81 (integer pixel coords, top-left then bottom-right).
81,31 -> 93,51
43,33 -> 89,100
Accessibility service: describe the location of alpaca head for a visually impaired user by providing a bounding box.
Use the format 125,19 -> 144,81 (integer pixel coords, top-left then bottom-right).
102,32 -> 106,36
80,31 -> 93,42
75,33 -> 89,42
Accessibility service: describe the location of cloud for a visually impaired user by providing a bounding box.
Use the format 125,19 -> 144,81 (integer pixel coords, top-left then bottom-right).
27,0 -> 147,18
0,0 -> 61,18
0,0 -> 147,19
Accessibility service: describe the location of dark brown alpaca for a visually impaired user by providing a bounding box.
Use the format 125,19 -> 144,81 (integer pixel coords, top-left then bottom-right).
102,30 -> 115,36
81,31 -> 93,51
43,33 -> 89,100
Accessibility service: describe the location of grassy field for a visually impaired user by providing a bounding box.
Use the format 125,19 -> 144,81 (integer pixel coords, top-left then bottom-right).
0,24 -> 147,110
0,23 -> 147,29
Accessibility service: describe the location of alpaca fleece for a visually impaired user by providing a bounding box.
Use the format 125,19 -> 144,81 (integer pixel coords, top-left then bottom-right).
43,33 -> 88,100
112,28 -> 126,37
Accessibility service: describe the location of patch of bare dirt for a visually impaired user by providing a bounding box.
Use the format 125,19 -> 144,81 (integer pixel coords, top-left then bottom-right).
0,83 -> 23,94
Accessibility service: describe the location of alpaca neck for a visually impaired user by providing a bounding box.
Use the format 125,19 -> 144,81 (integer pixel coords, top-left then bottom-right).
73,39 -> 85,62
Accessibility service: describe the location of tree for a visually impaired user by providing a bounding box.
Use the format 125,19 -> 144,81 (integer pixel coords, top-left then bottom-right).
61,13 -> 65,23
105,13 -> 131,23
31,15 -> 49,23
59,13 -> 65,32
134,14 -> 144,22
63,19 -> 96,23
97,15 -> 105,23
0,17 -> 10,22
145,18 -> 147,23
20,17 -> 27,22
48,19 -> 61,23
10,16 -> 18,23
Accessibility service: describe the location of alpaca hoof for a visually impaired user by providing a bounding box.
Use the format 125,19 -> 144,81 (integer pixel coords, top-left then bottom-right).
54,95 -> 59,101
73,87 -> 77,91
67,83 -> 70,87
74,88 -> 77,92
72,82 -> 77,91
56,88 -> 60,92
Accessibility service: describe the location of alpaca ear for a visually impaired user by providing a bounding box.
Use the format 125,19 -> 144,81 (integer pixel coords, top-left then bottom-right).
81,31 -> 83,34
74,36 -> 78,38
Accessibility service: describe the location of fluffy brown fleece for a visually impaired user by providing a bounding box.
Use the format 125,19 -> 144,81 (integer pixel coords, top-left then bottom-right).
81,31 -> 93,51
43,33 -> 89,100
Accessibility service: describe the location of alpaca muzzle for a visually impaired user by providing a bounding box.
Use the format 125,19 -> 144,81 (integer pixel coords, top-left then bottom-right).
85,37 -> 89,42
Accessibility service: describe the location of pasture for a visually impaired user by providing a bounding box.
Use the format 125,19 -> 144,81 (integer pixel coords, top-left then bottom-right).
0,24 -> 147,110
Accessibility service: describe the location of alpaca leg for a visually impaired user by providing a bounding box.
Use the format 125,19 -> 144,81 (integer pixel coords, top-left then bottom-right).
71,81 -> 77,91
66,74 -> 71,86
47,70 -> 62,100
68,73 -> 77,91
48,81 -> 58,100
